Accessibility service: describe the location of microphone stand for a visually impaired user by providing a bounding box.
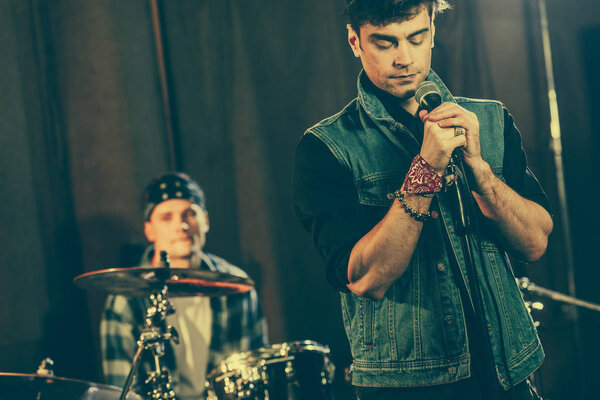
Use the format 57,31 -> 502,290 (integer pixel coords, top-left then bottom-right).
446,154 -> 503,398
415,88 -> 513,395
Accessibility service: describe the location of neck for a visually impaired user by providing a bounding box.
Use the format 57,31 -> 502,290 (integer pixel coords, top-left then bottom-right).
362,74 -> 420,116
402,97 -> 420,116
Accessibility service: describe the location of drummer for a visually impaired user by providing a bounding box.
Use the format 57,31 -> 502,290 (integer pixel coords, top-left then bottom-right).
100,172 -> 269,399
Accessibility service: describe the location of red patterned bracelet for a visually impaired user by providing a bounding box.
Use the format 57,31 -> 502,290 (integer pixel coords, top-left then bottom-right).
403,154 -> 444,195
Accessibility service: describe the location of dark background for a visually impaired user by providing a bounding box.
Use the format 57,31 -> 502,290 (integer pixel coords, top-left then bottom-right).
1,0 -> 598,398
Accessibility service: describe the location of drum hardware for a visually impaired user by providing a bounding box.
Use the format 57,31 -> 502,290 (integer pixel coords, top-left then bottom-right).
36,358 -> 55,376
73,251 -> 255,400
0,359 -> 143,399
118,252 -> 178,400
34,357 -> 55,400
343,366 -> 351,385
205,340 -> 336,400
518,277 -> 600,399
517,277 -> 600,312
122,286 -> 179,400
74,255 -> 338,399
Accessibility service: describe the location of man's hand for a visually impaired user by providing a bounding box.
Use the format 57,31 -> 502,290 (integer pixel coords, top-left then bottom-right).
420,102 -> 497,192
421,103 -> 552,262
418,103 -> 470,173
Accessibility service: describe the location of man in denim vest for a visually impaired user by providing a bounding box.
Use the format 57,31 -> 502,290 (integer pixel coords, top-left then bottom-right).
293,1 -> 553,399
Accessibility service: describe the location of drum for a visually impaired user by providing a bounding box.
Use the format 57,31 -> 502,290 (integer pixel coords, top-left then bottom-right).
206,341 -> 336,400
0,372 -> 143,400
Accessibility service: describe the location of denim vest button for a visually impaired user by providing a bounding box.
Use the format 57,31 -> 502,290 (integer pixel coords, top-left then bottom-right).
448,366 -> 457,375
445,315 -> 453,324
449,226 -> 455,233
437,263 -> 445,272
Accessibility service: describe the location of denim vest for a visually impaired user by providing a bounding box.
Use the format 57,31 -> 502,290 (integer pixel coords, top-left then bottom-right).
307,70 -> 543,389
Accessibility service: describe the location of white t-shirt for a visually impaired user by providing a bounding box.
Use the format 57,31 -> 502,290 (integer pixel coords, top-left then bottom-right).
168,296 -> 212,399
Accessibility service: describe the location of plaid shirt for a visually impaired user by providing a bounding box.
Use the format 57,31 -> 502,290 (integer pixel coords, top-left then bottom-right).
100,250 -> 268,397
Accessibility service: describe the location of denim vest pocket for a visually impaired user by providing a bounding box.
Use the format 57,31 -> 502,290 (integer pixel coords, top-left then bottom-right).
340,293 -> 354,334
355,172 -> 405,207
361,297 -> 375,347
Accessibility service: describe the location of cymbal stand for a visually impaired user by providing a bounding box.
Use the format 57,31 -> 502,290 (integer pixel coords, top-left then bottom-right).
519,288 -> 546,399
120,253 -> 180,400
35,357 -> 54,376
518,277 -> 600,398
518,277 -> 600,312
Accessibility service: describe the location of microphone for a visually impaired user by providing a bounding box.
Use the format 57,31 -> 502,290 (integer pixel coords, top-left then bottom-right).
415,81 -> 442,112
416,82 -> 471,233
415,80 -> 464,161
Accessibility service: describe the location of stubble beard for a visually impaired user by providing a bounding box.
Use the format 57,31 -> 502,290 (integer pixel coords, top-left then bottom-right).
399,89 -> 416,102
386,85 -> 416,104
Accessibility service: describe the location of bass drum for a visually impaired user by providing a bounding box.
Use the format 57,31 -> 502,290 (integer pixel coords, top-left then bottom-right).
206,340 -> 336,400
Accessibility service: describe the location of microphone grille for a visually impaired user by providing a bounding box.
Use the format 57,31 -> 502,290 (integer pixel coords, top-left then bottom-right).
415,81 -> 441,105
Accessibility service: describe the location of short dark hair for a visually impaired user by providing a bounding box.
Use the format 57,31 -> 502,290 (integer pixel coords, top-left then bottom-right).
344,0 -> 451,34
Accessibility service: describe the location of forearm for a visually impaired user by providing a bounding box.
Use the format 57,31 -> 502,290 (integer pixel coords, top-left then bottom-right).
470,160 -> 553,261
347,194 -> 432,300
345,104 -> 470,299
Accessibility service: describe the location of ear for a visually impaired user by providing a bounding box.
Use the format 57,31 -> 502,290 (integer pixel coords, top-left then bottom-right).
347,24 -> 361,57
144,221 -> 155,242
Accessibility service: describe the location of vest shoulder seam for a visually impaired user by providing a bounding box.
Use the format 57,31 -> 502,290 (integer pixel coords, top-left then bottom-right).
305,98 -> 358,134
454,97 -> 504,107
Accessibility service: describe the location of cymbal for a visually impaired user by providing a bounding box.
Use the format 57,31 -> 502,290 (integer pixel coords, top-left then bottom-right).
73,267 -> 254,297
0,372 -> 142,399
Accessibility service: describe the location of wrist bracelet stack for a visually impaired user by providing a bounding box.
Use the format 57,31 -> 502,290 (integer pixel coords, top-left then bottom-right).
386,154 -> 456,222
387,190 -> 435,222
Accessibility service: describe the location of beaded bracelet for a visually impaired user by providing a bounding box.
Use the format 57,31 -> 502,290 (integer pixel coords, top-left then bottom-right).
387,190 -> 435,222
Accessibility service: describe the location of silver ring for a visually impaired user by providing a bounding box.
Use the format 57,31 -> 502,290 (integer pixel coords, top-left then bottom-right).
454,127 -> 466,137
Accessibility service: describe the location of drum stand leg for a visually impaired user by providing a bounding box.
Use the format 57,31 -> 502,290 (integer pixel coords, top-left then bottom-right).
119,285 -> 179,400
528,369 -> 544,400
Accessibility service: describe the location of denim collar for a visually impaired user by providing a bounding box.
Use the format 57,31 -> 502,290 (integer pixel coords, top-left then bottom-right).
356,69 -> 456,125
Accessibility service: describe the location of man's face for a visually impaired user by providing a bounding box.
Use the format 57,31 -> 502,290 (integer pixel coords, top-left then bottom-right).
348,6 -> 434,111
144,199 -> 209,263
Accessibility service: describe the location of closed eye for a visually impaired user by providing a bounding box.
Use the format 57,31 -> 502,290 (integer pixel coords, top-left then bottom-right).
374,40 -> 395,49
409,33 -> 425,46
159,213 -> 173,222
407,28 -> 429,46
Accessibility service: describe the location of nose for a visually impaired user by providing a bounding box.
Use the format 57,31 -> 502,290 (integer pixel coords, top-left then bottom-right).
392,42 -> 413,69
172,215 -> 188,233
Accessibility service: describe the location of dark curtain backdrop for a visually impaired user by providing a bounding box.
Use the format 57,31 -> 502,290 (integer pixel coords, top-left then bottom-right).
1,0 -> 598,398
